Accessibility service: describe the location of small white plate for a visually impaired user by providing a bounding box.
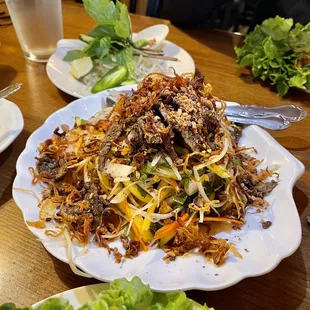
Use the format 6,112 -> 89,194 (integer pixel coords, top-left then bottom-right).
13,86 -> 304,291
46,39 -> 195,98
0,98 -> 24,153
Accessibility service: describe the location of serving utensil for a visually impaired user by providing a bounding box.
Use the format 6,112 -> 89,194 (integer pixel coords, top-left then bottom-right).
0,83 -> 22,99
106,90 -> 306,130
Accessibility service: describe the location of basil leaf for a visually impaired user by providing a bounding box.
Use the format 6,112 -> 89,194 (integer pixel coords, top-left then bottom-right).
83,0 -> 118,26
88,25 -> 119,40
63,50 -> 86,62
116,47 -> 135,78
114,1 -> 131,38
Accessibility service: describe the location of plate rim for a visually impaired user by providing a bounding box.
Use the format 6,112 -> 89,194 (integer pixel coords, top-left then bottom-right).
0,98 -> 24,153
46,38 -> 196,98
12,89 -> 304,291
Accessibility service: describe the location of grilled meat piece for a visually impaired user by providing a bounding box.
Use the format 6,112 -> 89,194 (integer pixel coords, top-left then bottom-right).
99,123 -> 123,170
230,125 -> 242,143
251,180 -> 278,198
36,156 -> 59,179
159,104 -> 205,152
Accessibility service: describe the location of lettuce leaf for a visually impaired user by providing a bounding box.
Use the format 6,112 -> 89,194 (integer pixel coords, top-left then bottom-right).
147,291 -> 213,310
261,16 -> 293,41
288,23 -> 310,53
35,299 -> 72,310
109,277 -> 153,310
0,304 -> 31,310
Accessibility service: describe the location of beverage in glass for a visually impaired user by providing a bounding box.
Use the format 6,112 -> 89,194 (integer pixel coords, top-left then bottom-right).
5,0 -> 63,62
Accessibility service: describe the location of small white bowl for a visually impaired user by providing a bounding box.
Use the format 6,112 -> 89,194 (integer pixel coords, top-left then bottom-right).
0,98 -> 24,153
133,24 -> 169,49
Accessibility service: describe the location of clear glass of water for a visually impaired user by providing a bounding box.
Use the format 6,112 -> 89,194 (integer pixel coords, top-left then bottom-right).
5,0 -> 63,62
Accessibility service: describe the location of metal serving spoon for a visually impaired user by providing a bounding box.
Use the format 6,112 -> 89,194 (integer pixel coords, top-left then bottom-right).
105,90 -> 305,130
0,83 -> 23,99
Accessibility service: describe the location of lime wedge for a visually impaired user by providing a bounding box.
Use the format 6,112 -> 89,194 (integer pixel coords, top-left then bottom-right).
70,57 -> 93,79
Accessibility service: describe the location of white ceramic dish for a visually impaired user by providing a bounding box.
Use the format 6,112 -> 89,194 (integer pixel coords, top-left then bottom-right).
133,24 -> 169,49
46,39 -> 195,98
32,283 -> 109,309
13,86 -> 304,291
0,98 -> 24,153
32,282 -> 202,309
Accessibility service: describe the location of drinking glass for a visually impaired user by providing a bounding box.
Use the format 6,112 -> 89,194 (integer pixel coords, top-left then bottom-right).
5,0 -> 63,62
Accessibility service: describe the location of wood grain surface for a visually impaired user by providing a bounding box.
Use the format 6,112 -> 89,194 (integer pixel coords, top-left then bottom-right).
0,2 -> 310,309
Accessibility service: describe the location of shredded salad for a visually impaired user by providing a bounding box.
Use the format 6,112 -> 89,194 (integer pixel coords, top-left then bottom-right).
27,73 -> 278,265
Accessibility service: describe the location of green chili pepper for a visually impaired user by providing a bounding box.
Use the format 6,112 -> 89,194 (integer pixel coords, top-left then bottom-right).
91,65 -> 127,93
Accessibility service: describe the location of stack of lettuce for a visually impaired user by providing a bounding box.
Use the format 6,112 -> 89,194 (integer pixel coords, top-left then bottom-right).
0,277 -> 213,310
235,16 -> 310,96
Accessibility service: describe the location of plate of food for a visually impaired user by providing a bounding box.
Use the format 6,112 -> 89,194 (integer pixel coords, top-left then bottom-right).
46,0 -> 195,98
13,73 -> 304,291
0,277 -> 213,310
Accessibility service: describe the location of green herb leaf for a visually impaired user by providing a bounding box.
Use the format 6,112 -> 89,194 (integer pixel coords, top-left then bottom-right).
82,37 -> 111,59
83,0 -> 119,26
116,47 -> 135,77
63,50 -> 86,62
88,25 -> 119,40
114,1 -> 131,38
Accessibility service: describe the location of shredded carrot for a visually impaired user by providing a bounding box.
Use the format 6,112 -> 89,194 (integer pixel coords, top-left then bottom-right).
154,213 -> 189,240
192,217 -> 244,225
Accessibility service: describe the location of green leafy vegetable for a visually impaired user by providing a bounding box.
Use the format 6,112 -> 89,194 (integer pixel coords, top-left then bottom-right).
64,0 -> 137,84
289,23 -> 310,53
63,50 -> 86,61
0,304 -> 31,310
235,16 -> 310,96
88,25 -> 119,39
83,0 -> 118,26
36,299 -> 73,310
260,16 -> 293,41
116,47 -> 135,78
0,277 -> 213,310
148,291 -> 212,310
114,0 -> 131,38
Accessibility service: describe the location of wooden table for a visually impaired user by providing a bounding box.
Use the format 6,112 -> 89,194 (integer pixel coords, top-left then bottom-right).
0,2 -> 310,309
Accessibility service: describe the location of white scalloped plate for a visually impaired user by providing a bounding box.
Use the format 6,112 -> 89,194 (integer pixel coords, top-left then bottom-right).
46,39 -> 195,98
13,86 -> 304,291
